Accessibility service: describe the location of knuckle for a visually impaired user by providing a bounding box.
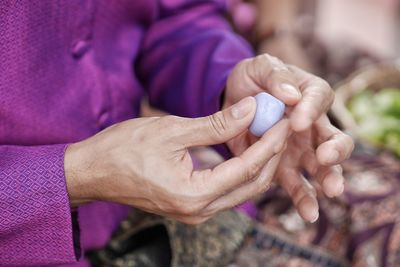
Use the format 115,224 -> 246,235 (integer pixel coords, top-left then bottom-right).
273,65 -> 290,74
253,54 -> 268,70
208,112 -> 228,139
244,162 -> 263,183
176,205 -> 196,216
159,115 -> 181,129
158,116 -> 186,140
289,182 -> 304,201
256,179 -> 271,194
174,199 -> 204,216
239,58 -> 253,68
262,53 -> 277,63
235,58 -> 252,76
273,139 -> 286,154
268,68 -> 280,77
250,54 -> 289,82
309,84 -> 328,99
314,77 -> 330,90
264,54 -> 287,70
319,79 -> 331,89
317,79 -> 334,106
255,54 -> 267,64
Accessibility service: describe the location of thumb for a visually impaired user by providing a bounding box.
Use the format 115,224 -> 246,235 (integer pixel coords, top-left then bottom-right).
180,96 -> 256,147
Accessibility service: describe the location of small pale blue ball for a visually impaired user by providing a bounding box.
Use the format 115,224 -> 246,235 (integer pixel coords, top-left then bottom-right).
249,92 -> 285,137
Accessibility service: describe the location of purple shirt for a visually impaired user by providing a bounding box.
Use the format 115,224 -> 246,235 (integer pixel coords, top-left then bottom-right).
0,1 -> 252,266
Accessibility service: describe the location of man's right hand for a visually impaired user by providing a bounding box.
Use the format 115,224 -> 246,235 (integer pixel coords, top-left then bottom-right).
64,97 -> 290,224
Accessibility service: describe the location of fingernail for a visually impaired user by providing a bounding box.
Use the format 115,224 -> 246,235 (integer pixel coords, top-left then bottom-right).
301,198 -> 319,223
335,165 -> 343,174
328,150 -> 340,163
305,204 -> 319,223
231,96 -> 255,119
331,183 -> 345,198
310,211 -> 319,223
338,182 -> 345,195
280,83 -> 301,98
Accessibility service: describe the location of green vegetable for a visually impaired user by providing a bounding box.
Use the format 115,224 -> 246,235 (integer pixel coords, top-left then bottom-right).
348,88 -> 400,156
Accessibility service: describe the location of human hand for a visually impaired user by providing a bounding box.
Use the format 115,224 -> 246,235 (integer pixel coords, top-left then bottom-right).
275,114 -> 353,222
223,55 -> 354,222
65,97 -> 290,224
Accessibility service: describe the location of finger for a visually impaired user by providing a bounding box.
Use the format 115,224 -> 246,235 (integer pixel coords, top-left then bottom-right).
226,127 -> 260,157
277,167 -> 319,223
288,65 -> 335,132
314,115 -> 354,165
202,152 -> 283,216
248,54 -> 302,105
192,119 -> 290,198
178,96 -> 256,147
301,150 -> 344,198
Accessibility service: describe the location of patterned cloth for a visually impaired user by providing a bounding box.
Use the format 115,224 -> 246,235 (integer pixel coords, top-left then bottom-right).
88,145 -> 400,267
235,145 -> 400,267
86,210 -> 252,267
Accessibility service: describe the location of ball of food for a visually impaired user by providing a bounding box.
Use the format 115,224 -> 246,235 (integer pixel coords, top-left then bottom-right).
249,92 -> 285,137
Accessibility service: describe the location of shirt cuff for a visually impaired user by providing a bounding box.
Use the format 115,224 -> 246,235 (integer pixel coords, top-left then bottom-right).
0,144 -> 79,265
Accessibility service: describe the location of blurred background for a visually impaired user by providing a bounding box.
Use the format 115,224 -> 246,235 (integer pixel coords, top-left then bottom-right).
230,1 -> 400,266
142,1 -> 400,266
230,0 -> 400,82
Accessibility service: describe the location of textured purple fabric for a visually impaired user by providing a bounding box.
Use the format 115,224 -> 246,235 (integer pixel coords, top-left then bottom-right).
0,0 -> 253,266
0,145 -> 75,266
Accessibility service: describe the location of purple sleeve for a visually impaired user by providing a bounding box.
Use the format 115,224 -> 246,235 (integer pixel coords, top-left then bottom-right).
0,144 -> 79,266
138,0 -> 254,118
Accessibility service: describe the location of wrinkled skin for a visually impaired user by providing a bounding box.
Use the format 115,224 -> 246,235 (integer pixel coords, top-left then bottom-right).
66,97 -> 291,225
224,54 -> 354,222
66,53 -> 354,225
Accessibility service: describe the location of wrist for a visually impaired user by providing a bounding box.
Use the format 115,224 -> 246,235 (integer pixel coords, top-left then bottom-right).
64,142 -> 97,207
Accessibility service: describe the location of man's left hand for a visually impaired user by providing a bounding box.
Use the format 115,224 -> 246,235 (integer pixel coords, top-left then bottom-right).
223,54 -> 354,222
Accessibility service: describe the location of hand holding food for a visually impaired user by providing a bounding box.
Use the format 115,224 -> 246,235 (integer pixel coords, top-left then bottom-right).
224,55 -> 354,222
249,92 -> 285,137
65,97 -> 290,224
